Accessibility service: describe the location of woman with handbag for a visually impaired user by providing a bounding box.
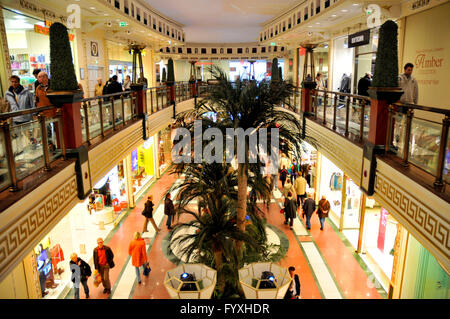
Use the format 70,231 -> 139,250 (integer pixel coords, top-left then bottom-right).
128,232 -> 148,284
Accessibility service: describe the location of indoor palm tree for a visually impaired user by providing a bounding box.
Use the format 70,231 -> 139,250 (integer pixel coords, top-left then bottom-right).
177,66 -> 303,252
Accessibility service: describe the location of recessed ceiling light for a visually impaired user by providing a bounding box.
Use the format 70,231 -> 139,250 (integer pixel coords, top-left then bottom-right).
104,13 -> 109,16
316,22 -> 320,25
332,14 -> 337,17
90,7 -> 96,10
308,26 -> 313,28
341,9 -> 348,12
353,3 -> 360,5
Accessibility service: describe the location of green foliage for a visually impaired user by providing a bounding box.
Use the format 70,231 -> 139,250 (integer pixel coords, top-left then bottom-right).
49,22 -> 78,91
271,58 -> 279,81
372,20 -> 399,87
167,58 -> 175,83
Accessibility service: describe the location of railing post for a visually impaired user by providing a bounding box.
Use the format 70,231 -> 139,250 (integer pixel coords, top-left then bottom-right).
359,99 -> 366,143
150,89 -> 154,114
1,121 -> 19,191
401,108 -> 414,167
314,90 -> 318,119
58,111 -> 66,160
433,116 -> 449,191
121,94 -> 126,126
99,99 -> 104,137
385,105 -> 394,154
83,101 -> 90,145
110,96 -> 116,131
38,114 -> 51,171
333,94 -> 337,130
323,91 -> 327,125
345,96 -> 351,137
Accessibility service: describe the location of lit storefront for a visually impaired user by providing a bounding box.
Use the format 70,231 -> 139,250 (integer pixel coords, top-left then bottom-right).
130,136 -> 157,201
158,125 -> 173,175
2,8 -> 76,91
28,159 -> 130,299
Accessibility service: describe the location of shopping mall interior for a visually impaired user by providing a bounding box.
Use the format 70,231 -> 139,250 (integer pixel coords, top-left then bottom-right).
0,0 -> 448,304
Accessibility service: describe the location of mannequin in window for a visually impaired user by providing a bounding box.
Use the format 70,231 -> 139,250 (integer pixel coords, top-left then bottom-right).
338,73 -> 351,108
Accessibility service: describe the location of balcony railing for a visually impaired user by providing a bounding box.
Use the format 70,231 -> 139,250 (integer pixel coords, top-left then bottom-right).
0,106 -> 66,192
386,102 -> 450,190
80,91 -> 138,145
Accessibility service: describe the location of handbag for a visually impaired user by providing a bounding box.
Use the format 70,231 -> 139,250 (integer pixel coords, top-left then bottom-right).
143,262 -> 151,276
280,208 -> 285,214
93,270 -> 102,287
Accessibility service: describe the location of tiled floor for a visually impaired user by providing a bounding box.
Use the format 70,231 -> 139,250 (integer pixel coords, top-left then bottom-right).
65,172 -> 384,299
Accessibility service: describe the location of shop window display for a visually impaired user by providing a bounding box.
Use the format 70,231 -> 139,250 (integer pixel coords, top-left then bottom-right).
131,137 -> 156,197
158,126 -> 173,175
319,155 -> 343,225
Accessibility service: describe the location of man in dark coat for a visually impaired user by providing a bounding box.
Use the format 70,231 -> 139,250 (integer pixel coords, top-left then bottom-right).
302,193 -> 316,230
93,238 -> 114,294
284,266 -> 301,299
70,253 -> 91,299
105,75 -> 123,97
283,192 -> 297,230
164,193 -> 176,230
357,72 -> 372,97
142,195 -> 160,233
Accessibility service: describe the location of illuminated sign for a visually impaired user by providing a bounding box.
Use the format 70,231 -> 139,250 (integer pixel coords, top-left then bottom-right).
119,21 -> 127,27
35,24 -> 75,41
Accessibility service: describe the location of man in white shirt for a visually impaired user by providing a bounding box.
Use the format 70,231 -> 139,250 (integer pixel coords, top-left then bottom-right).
398,63 -> 418,105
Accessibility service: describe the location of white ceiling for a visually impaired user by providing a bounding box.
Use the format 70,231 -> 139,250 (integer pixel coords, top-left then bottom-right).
145,0 -> 301,43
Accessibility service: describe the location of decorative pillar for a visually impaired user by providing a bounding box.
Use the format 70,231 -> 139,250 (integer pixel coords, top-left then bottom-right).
61,101 -> 84,149
124,155 -> 135,208
339,173 -> 347,232
356,194 -> 367,253
299,44 -> 317,114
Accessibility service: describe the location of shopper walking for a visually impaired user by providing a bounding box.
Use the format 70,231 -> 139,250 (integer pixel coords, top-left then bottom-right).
35,71 -> 56,118
398,63 -> 418,105
105,75 -> 123,96
142,195 -> 160,233
32,68 -> 41,91
279,153 -> 291,173
289,158 -> 298,183
283,178 -> 295,199
279,166 -> 288,188
93,238 -> 114,294
302,193 -> 316,230
164,193 -> 176,230
128,232 -> 148,284
283,192 -> 297,230
284,266 -> 301,299
317,195 -> 331,231
70,253 -> 91,299
123,75 -> 132,91
5,75 -> 35,126
294,172 -> 307,207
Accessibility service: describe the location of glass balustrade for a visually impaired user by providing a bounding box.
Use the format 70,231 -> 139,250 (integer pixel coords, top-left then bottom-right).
0,130 -> 10,190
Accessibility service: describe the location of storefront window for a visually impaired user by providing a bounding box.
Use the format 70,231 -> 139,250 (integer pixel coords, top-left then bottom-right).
131,137 -> 156,197
109,60 -> 133,84
158,126 -> 172,175
332,36 -> 354,92
3,8 -> 75,91
354,28 -> 379,93
319,155 -> 343,225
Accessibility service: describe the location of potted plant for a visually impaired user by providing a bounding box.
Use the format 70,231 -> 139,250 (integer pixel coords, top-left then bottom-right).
161,67 -> 167,83
46,22 -> 83,105
368,20 -> 403,103
166,58 -> 175,85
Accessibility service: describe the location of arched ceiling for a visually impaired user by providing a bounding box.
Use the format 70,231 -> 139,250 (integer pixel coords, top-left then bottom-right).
145,0 -> 301,43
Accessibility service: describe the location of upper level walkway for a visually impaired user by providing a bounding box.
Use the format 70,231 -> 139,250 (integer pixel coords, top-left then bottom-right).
0,81 -> 448,284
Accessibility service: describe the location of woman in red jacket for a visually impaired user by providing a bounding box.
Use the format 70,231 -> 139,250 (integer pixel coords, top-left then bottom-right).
128,232 -> 148,284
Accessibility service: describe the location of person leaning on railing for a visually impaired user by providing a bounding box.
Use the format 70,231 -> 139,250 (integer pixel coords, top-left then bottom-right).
4,75 -> 35,126
35,71 -> 56,118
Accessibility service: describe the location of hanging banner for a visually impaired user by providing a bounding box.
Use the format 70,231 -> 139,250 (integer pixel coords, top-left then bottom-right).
377,208 -> 389,252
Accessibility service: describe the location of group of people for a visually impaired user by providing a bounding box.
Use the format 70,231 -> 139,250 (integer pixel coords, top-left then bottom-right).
94,75 -> 134,98
69,190 -> 177,299
5,69 -> 55,126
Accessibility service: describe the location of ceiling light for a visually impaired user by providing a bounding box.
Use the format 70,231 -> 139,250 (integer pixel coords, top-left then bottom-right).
308,26 -> 313,28
353,3 -> 360,5
316,22 -> 320,25
332,14 -> 337,17
104,13 -> 109,16
341,9 -> 348,12
90,7 -> 96,10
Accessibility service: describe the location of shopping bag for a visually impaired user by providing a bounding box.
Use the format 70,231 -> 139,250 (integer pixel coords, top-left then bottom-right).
280,208 -> 285,214
143,263 -> 151,276
93,270 -> 102,287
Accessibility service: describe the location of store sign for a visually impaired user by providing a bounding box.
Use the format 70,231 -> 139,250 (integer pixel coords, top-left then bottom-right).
34,24 -> 75,41
348,29 -> 371,48
411,0 -> 430,10
119,21 -> 128,27
143,137 -> 154,149
377,208 -> 389,252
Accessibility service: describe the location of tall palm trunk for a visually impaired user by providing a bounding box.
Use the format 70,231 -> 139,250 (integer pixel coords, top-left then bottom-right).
213,247 -> 225,292
235,162 -> 248,252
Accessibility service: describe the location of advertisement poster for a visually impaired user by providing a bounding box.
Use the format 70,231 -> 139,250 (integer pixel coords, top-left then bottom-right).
131,149 -> 138,171
377,208 -> 389,252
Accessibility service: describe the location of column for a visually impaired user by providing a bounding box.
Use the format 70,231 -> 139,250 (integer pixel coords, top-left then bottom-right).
356,194 -> 367,254
62,101 -> 83,149
339,173 -> 347,232
124,155 -> 135,208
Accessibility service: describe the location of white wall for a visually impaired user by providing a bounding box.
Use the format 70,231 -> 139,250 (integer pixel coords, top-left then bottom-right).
332,36 -> 354,92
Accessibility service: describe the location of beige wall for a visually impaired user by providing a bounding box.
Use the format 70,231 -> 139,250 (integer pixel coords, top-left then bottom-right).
0,261 -> 29,299
402,2 -> 450,118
